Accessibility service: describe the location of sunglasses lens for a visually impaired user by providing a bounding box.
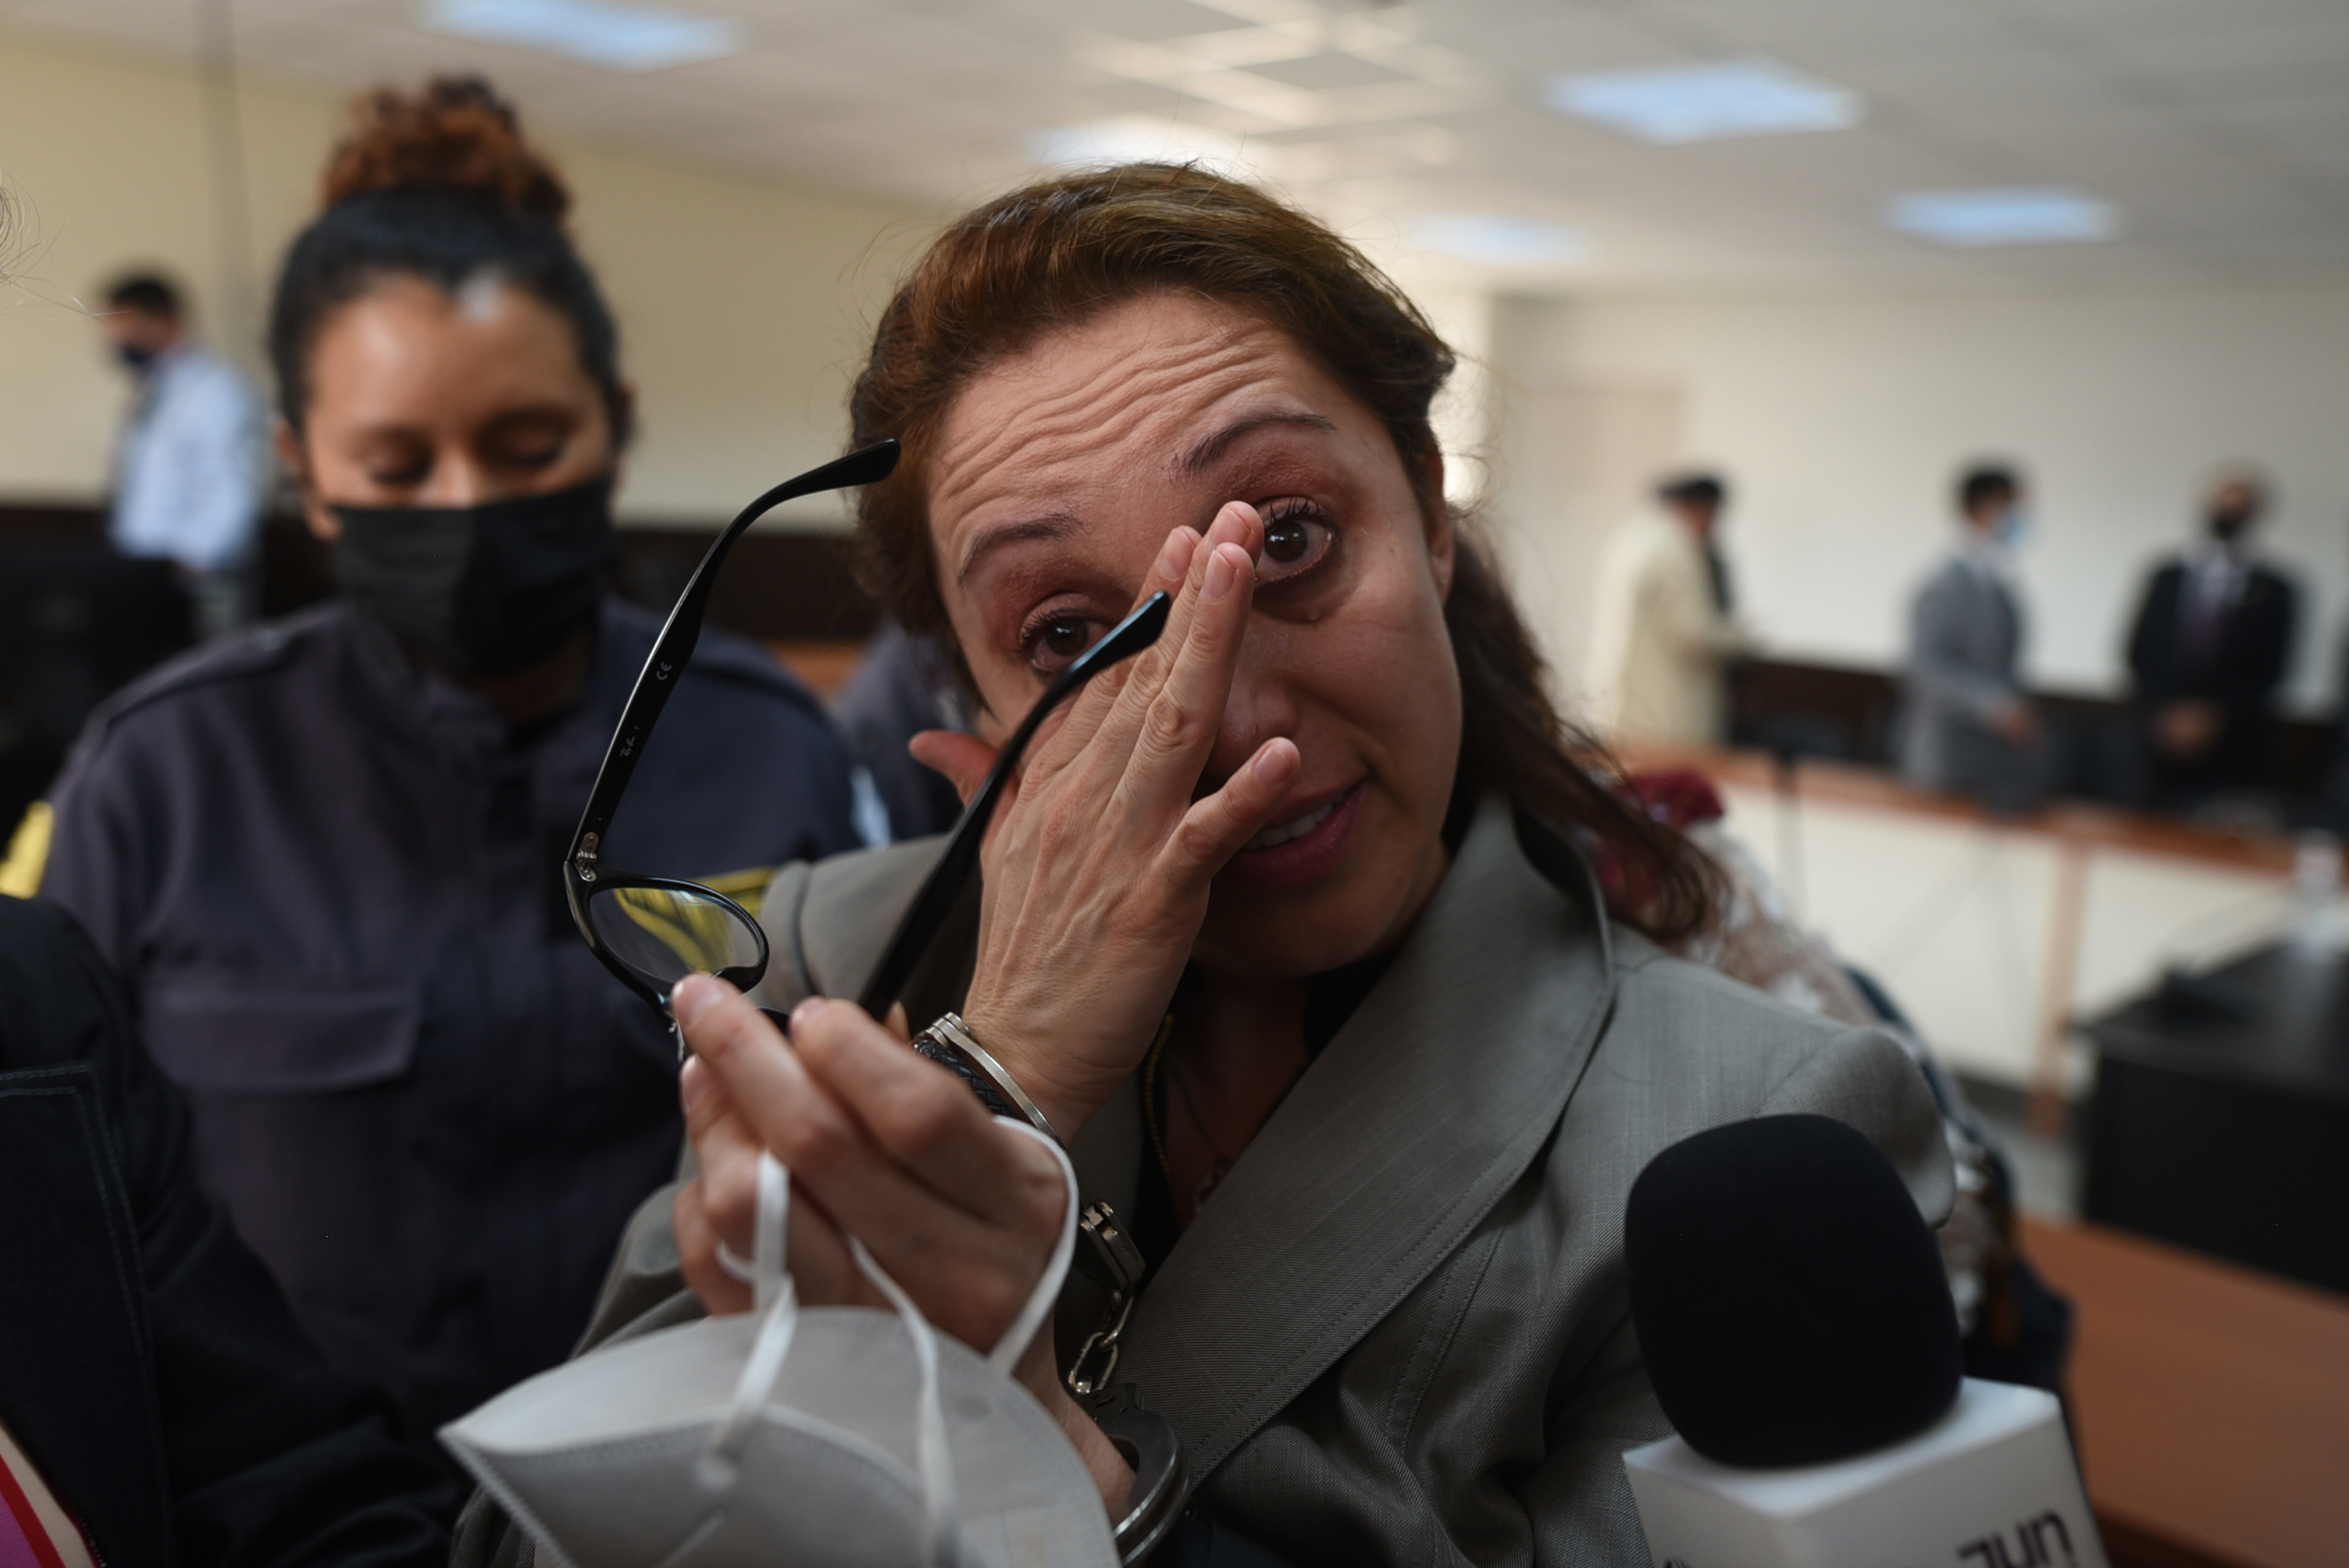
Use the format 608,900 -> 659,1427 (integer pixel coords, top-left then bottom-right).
587,883 -> 764,996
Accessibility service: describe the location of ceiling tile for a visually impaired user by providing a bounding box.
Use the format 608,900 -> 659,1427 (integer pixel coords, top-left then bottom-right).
8,0 -> 2349,288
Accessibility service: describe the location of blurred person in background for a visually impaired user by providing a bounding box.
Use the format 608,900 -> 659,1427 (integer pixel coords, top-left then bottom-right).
28,77 -> 859,1452
1585,470 -> 1749,747
1897,463 -> 2051,811
97,272 -> 267,640
831,619 -> 971,843
2123,469 -> 2297,811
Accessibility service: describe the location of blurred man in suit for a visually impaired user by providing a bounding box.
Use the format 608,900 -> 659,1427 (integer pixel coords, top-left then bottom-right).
2123,470 -> 2297,809
1586,471 -> 1749,746
1898,464 -> 2050,809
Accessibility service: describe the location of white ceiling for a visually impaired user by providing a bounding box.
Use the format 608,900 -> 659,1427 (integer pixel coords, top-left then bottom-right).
7,0 -> 2349,290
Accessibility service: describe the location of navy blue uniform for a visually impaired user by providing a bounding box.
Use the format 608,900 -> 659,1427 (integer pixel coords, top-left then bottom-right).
38,597 -> 857,1441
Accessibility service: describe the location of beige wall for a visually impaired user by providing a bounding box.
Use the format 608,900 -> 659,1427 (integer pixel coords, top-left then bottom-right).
1486,285 -> 2349,714
0,29 -> 934,526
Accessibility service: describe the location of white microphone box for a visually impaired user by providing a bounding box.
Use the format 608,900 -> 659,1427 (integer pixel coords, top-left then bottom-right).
1622,1377 -> 2106,1568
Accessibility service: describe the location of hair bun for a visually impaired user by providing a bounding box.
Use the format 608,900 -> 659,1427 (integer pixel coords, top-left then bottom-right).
322,75 -> 570,226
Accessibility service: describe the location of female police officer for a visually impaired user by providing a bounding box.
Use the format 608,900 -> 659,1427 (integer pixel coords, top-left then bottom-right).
34,78 -> 860,1449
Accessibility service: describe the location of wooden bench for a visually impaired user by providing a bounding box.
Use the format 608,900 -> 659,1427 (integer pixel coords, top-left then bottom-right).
2023,1217 -> 2349,1568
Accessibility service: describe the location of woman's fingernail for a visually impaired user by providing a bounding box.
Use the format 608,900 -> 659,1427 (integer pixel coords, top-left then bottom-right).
1206,544 -> 1240,600
1156,527 -> 1195,581
672,975 -> 715,1027
1253,741 -> 1292,781
679,1057 -> 711,1113
790,995 -> 829,1032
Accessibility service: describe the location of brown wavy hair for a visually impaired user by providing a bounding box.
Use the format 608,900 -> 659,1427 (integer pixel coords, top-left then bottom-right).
847,163 -> 1715,942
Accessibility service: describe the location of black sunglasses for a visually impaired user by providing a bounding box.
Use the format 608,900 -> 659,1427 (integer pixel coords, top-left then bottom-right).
567,439 -> 1171,1030
566,440 -> 900,1013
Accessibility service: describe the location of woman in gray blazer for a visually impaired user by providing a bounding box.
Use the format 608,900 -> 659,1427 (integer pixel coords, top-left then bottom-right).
463,166 -> 1953,1566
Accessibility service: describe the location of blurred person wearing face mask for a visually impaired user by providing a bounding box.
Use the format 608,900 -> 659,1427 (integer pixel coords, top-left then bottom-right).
97,272 -> 267,639
2122,469 -> 2297,809
27,79 -> 861,1452
1896,463 -> 2052,810
1585,471 -> 1752,747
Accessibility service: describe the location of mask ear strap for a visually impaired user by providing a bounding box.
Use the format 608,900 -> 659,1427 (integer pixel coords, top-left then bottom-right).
842,1124 -> 1076,1566
752,1148 -> 788,1311
698,1152 -> 798,1492
848,1239 -> 959,1566
692,1127 -> 1079,1561
984,1119 -> 1080,1378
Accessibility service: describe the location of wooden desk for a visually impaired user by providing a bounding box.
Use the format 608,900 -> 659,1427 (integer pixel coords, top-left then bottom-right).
1611,741 -> 2313,1128
1610,741 -> 2303,877
2023,1217 -> 2349,1568
2079,944 -> 2349,1295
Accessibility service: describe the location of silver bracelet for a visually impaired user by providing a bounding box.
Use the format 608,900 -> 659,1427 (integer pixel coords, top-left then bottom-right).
911,1011 -> 1064,1146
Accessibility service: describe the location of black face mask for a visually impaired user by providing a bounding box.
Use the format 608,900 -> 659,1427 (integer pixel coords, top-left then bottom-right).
2208,505 -> 2255,542
333,478 -> 618,679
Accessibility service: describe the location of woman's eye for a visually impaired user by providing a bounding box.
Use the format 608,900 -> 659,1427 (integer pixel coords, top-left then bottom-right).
497,442 -> 565,470
1258,503 -> 1335,581
364,461 -> 430,489
1028,614 -> 1101,673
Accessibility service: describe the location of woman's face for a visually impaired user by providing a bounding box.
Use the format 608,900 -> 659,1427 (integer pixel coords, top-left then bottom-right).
929,291 -> 1463,980
281,275 -> 621,539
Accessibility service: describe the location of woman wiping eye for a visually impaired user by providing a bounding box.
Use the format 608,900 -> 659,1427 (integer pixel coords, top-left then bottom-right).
461,163 -> 1955,1568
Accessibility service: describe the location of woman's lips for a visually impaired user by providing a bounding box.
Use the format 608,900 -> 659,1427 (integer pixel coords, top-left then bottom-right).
1224,781 -> 1363,891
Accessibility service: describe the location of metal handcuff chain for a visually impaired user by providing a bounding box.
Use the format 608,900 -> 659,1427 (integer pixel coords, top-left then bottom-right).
911,1011 -> 1190,1565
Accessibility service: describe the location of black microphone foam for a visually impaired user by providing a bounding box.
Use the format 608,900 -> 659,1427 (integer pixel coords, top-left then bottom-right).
1624,1113 -> 1961,1468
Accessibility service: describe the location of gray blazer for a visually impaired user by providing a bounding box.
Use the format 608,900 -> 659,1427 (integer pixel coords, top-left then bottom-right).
457,796 -> 1953,1567
1898,554 -> 2026,791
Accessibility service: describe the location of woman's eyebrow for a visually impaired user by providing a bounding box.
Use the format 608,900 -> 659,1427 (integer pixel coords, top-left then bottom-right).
1174,410 -> 1338,478
957,510 -> 1085,586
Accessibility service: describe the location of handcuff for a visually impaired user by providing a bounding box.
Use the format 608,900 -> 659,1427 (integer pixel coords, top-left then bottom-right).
912,1011 -> 1191,1564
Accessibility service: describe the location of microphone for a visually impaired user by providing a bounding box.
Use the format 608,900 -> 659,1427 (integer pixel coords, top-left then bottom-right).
1620,1114 -> 2107,1568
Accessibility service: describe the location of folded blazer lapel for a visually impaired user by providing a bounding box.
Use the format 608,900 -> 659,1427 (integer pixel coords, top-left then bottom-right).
1114,796 -> 1619,1477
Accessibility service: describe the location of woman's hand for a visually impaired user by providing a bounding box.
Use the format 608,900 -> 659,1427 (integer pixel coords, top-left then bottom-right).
668,975 -> 1134,1510
911,504 -> 1301,1136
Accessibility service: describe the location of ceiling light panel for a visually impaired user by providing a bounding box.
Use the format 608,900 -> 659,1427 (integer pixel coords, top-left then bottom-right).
1546,59 -> 1861,145
419,0 -> 741,73
1883,186 -> 2120,246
